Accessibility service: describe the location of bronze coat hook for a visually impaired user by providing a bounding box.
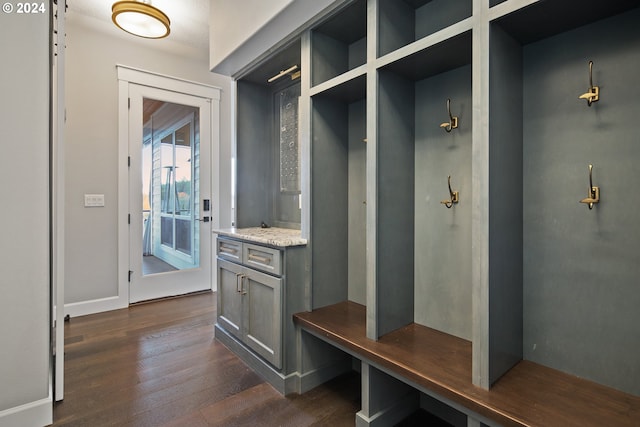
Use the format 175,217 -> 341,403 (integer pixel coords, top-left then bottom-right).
579,61 -> 599,106
579,164 -> 600,209
440,175 -> 459,208
439,98 -> 458,132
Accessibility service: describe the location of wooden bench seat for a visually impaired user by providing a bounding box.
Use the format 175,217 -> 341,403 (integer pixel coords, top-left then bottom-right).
293,301 -> 640,427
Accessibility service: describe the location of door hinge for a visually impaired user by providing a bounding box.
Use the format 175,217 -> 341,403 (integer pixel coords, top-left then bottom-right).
128,156 -> 131,167
128,270 -> 133,282
128,98 -> 131,109
128,213 -> 131,224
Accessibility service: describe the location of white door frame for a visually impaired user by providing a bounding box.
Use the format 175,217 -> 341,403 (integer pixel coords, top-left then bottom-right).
117,65 -> 221,306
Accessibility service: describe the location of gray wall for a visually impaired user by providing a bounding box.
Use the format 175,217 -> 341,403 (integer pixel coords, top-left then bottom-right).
0,7 -> 51,423
236,80 -> 302,229
348,100 -> 367,305
311,95 -> 350,308
310,94 -> 367,308
414,65 -> 472,341
236,81 -> 272,227
65,17 -> 232,306
522,9 -> 640,395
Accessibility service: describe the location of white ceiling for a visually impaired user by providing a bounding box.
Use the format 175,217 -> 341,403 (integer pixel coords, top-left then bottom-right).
67,0 -> 211,61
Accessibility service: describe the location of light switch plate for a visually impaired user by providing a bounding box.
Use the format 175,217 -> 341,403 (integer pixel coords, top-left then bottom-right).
84,194 -> 105,207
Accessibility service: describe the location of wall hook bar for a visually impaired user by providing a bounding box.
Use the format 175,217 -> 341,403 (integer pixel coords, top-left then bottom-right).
439,98 -> 458,132
440,175 -> 459,208
579,164 -> 600,209
578,61 -> 599,106
267,65 -> 299,83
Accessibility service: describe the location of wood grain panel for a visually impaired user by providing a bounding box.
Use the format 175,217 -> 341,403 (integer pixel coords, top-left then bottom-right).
294,301 -> 640,427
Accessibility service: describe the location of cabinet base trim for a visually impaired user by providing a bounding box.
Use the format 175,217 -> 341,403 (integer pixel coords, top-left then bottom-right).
296,358 -> 352,394
355,393 -> 417,427
215,323 -> 296,395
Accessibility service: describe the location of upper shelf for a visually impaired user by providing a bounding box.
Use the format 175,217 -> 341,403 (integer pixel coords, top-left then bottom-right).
378,30 -> 472,82
311,0 -> 367,87
310,71 -> 367,104
491,0 -> 640,45
378,0 -> 471,57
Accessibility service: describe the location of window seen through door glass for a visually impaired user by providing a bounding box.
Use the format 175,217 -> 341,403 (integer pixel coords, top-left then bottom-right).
141,97 -> 200,275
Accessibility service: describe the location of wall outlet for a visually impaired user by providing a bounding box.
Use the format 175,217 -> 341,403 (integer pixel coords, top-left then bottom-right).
84,194 -> 105,207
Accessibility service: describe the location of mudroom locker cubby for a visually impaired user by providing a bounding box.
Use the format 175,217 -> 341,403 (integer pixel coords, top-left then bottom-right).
225,0 -> 640,425
235,40 -> 303,230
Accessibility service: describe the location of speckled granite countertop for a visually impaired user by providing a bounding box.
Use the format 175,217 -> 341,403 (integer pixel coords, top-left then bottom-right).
214,227 -> 307,248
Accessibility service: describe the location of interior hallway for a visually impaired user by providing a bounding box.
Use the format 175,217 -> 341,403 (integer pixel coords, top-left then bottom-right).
52,291 -> 452,426
53,291 -> 360,426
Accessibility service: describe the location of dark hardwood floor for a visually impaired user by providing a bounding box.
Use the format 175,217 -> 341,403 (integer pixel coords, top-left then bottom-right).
53,291 -> 450,427
53,291 -> 360,426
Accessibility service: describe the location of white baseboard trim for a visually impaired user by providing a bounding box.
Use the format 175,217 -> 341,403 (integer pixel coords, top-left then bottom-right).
0,396 -> 52,427
64,295 -> 127,318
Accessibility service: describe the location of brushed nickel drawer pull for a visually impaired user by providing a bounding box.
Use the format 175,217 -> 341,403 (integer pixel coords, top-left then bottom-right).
248,253 -> 271,264
236,273 -> 247,293
220,245 -> 239,255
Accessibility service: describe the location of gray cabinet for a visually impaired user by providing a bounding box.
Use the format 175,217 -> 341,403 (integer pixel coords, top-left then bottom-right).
214,229 -> 308,394
217,238 -> 283,369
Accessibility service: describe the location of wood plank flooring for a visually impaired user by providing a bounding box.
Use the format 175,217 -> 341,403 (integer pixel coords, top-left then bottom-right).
54,291 -> 449,427
54,291 -> 363,426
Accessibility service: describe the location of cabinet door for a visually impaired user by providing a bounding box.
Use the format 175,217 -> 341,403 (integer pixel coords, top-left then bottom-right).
242,269 -> 283,369
217,259 -> 244,339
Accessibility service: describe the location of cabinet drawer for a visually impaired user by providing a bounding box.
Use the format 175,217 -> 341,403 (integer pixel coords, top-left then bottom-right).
217,238 -> 242,263
243,243 -> 282,276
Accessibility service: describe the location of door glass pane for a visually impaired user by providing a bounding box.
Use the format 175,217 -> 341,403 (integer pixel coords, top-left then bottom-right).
141,98 -> 200,276
175,218 -> 191,254
142,140 -> 152,256
175,123 -> 192,216
175,122 -> 192,255
160,135 -> 175,214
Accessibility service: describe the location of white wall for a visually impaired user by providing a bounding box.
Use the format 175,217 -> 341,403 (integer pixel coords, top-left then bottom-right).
210,0 -> 344,76
0,8 -> 52,427
65,15 -> 233,310
210,0 -> 294,70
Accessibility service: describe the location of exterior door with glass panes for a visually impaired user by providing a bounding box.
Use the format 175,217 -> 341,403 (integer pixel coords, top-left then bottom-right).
128,84 -> 212,303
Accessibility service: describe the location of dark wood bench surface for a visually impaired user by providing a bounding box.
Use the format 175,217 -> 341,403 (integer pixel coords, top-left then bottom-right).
293,301 -> 640,427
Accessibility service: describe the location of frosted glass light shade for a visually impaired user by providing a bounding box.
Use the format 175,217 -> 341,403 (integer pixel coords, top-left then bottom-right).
112,1 -> 170,39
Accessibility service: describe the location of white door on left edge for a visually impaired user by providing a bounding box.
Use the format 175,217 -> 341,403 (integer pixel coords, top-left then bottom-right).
129,84 -> 212,303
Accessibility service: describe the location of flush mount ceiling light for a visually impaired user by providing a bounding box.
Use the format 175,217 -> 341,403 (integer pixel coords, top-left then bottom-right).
112,0 -> 170,39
